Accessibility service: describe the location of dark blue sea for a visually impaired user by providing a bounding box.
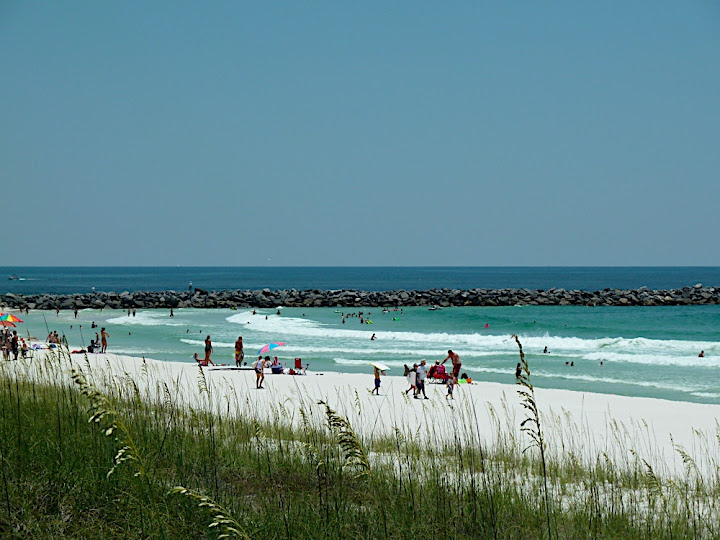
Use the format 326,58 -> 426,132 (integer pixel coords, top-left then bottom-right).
2,267 -> 720,295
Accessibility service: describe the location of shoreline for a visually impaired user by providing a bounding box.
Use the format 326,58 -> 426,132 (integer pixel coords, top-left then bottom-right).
3,283 -> 720,309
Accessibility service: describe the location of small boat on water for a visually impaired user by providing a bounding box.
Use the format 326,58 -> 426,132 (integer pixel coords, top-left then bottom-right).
428,305 -> 443,311
8,275 -> 19,281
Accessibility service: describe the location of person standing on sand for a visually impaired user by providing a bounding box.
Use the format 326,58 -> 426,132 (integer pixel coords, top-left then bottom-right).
415,359 -> 428,399
255,356 -> 267,389
234,336 -> 244,367
204,335 -> 213,364
442,350 -> 462,380
101,328 -> 109,353
372,366 -> 384,395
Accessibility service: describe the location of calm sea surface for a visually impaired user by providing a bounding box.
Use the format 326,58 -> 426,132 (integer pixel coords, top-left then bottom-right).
4,267 -> 720,405
3,266 -> 720,294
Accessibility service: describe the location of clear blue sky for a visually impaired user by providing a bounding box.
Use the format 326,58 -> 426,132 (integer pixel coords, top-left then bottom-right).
2,1 -> 718,266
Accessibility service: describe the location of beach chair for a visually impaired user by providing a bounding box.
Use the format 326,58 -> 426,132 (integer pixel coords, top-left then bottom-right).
430,364 -> 449,383
294,358 -> 308,374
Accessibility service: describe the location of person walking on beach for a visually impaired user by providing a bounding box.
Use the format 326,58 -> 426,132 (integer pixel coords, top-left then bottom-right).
515,362 -> 522,379
404,364 -> 417,395
442,350 -> 462,380
372,365 -> 384,395
204,335 -> 213,364
234,336 -> 244,367
415,359 -> 428,399
100,328 -> 109,353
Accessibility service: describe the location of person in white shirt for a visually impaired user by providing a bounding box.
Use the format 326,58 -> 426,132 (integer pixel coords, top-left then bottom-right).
415,359 -> 428,399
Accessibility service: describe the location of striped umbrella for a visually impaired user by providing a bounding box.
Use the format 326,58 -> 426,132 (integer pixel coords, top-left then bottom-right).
0,313 -> 23,323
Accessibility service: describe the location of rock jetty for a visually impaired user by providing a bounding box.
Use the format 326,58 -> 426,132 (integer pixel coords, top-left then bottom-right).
2,284 -> 719,310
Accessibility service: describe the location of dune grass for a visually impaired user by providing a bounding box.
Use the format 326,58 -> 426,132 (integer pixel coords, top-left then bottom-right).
1,344 -> 719,538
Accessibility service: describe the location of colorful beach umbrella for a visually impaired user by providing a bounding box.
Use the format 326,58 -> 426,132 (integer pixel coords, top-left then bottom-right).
257,342 -> 286,355
0,321 -> 16,327
0,313 -> 23,323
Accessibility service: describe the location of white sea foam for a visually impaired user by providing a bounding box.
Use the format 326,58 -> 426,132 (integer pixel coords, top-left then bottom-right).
227,312 -> 719,360
107,312 -> 186,327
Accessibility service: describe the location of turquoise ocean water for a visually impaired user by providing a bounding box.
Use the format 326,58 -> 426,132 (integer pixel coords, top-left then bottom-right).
5,267 -> 720,405
16,304 -> 720,405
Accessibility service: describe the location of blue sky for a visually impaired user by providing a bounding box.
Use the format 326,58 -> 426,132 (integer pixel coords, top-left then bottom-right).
1,2 -> 718,266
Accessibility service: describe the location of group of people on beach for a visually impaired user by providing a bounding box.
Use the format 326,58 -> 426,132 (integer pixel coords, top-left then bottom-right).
1,328 -> 27,361
376,349 -> 465,400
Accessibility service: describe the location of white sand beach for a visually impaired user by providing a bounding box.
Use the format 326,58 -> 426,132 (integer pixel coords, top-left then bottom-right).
10,346 -> 720,478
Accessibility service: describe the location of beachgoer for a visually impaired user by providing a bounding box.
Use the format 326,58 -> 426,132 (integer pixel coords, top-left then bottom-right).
543,346 -> 548,354
404,364 -> 417,395
699,350 -> 705,358
204,335 -> 213,363
132,308 -> 136,317
371,333 -> 376,341
234,336 -> 244,367
74,308 -> 78,318
11,331 -> 19,360
372,365 -> 383,395
170,308 -> 174,317
276,310 -> 281,315
189,281 -> 193,292
415,359 -> 428,399
446,376 -> 455,400
101,328 -> 109,353
428,361 -> 440,380
515,362 -> 522,379
255,356 -> 269,389
442,350 -> 462,379
194,352 -> 215,367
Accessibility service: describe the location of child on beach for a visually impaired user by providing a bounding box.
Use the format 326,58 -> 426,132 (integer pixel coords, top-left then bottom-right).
372,366 -> 384,395
446,376 -> 455,400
